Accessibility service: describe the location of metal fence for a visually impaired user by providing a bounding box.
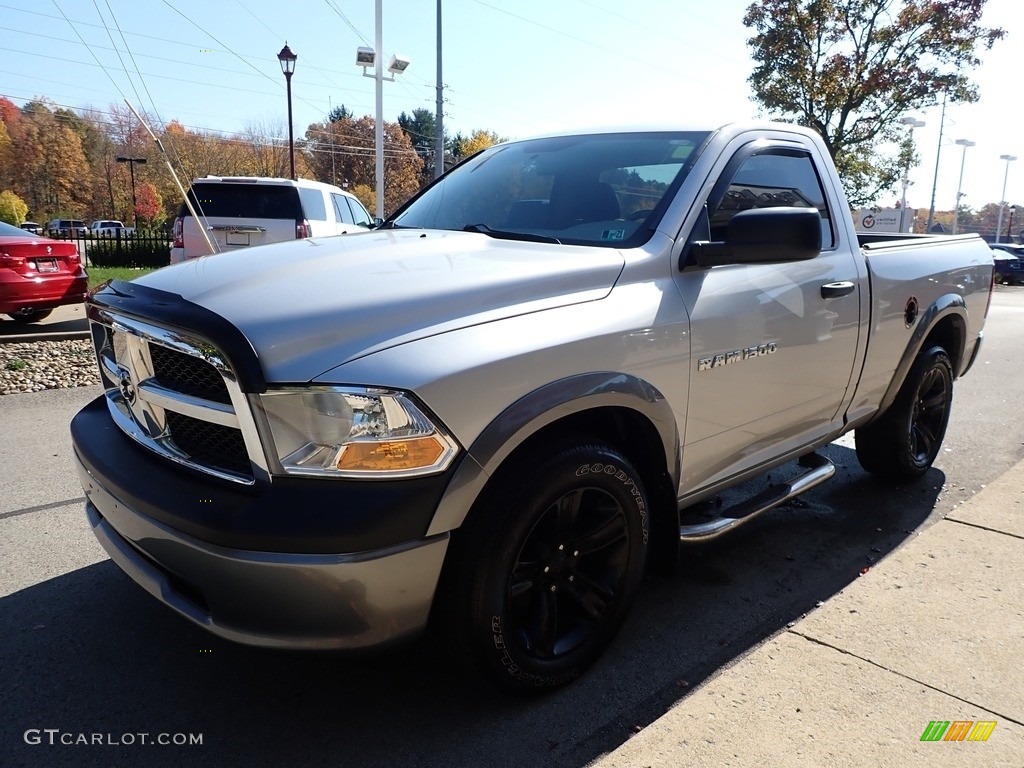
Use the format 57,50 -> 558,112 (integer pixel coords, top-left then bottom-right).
49,231 -> 173,268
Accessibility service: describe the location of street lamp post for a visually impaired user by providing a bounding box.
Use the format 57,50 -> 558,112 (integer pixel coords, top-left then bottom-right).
995,154 -> 1017,243
277,43 -> 297,181
898,117 -> 925,233
357,0 -> 410,220
115,156 -> 147,229
951,139 -> 975,236
1007,205 -> 1017,243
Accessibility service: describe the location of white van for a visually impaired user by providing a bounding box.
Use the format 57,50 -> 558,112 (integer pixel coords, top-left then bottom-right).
170,177 -> 374,263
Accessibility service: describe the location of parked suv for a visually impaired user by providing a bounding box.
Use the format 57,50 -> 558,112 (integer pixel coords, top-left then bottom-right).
170,177 -> 374,263
45,219 -> 88,238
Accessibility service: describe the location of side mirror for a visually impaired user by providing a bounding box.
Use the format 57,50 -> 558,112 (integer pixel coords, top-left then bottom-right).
692,207 -> 822,267
372,218 -> 385,229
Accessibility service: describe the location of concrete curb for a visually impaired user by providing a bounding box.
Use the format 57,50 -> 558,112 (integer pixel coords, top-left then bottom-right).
589,458 -> 1024,767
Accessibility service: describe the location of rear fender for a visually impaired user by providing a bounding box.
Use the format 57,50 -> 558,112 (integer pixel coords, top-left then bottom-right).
874,293 -> 967,419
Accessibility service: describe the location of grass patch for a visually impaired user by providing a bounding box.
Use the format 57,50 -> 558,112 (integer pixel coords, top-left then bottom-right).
87,266 -> 158,291
5,358 -> 27,371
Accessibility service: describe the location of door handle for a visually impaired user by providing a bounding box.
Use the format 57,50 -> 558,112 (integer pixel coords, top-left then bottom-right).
821,281 -> 855,299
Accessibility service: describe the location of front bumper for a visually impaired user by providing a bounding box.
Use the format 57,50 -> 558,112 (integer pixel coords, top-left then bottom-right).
72,397 -> 452,649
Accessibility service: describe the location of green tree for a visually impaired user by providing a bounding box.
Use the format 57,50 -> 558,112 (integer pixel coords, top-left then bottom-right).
743,0 -> 1004,206
398,108 -> 443,183
0,190 -> 28,224
328,104 -> 353,122
303,114 -> 423,215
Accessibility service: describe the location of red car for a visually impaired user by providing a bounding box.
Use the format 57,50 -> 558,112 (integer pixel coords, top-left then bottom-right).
0,221 -> 88,323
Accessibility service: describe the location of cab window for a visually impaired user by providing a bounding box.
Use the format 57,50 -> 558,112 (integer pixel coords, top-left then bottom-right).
709,150 -> 834,248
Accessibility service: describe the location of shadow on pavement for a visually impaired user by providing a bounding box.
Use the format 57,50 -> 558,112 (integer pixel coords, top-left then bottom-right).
0,303 -> 88,341
0,444 -> 941,768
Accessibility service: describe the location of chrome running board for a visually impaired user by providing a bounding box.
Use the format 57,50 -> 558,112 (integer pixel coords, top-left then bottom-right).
678,453 -> 835,543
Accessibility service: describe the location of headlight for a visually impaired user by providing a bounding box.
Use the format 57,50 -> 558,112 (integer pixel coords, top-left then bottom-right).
259,387 -> 459,478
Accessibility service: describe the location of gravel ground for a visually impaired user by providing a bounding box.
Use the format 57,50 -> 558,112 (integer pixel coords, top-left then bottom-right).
0,339 -> 100,395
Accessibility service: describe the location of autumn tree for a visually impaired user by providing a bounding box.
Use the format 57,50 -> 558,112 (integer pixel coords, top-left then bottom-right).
0,190 -> 28,224
451,129 -> 506,164
0,121 -> 12,189
134,181 -> 164,229
957,202 -> 1018,239
743,0 -> 1004,207
304,113 -> 423,215
8,100 -> 92,220
238,118 -> 311,178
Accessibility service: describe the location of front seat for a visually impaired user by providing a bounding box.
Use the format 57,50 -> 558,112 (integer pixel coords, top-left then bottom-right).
549,180 -> 621,229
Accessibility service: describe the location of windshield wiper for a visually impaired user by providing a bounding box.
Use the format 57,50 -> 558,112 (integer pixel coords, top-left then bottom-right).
463,223 -> 561,245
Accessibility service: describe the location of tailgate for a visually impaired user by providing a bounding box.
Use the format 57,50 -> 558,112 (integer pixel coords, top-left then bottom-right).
185,216 -> 296,257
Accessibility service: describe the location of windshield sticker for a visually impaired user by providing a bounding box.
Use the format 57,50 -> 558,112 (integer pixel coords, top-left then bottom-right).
601,229 -> 626,241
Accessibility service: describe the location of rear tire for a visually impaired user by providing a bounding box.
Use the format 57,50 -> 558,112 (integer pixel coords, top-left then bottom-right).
441,443 -> 649,692
855,345 -> 953,480
8,309 -> 53,324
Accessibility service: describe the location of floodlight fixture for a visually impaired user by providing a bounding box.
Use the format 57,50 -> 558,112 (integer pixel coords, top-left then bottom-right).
356,47 -> 376,68
387,54 -> 411,75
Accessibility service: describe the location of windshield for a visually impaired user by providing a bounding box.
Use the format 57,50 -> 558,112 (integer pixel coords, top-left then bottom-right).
390,131 -> 709,247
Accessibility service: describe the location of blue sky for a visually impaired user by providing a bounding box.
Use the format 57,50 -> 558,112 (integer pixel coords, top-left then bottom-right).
1,0 -> 1021,213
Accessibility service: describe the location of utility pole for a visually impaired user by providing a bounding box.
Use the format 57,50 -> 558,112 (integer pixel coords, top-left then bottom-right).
925,93 -> 947,233
435,0 -> 445,179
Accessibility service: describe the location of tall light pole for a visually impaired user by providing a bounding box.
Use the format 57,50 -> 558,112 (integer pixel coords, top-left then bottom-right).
951,139 -> 974,235
898,117 -> 925,233
357,0 -> 410,220
115,156 -> 147,229
995,154 -> 1017,243
1007,205 -> 1017,243
277,43 -> 297,181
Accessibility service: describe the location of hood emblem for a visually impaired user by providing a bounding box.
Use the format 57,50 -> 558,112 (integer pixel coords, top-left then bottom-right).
117,365 -> 137,405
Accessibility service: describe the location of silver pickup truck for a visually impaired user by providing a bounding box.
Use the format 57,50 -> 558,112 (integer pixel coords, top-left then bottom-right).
71,122 -> 993,691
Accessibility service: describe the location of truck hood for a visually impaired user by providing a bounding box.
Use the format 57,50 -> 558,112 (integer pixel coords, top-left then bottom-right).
137,229 -> 624,382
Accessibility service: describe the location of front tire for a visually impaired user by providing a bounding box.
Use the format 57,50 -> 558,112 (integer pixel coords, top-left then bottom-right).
444,443 -> 649,691
855,345 -> 953,480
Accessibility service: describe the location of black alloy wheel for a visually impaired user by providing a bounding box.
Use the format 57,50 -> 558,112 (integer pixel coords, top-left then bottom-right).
442,442 -> 649,691
507,485 -> 632,660
855,345 -> 953,480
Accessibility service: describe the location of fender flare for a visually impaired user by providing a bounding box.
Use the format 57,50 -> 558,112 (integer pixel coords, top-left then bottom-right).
426,372 -> 680,536
875,293 -> 967,419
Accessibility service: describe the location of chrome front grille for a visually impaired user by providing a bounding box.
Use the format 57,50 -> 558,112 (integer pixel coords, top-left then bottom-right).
91,310 -> 267,485
164,411 -> 252,476
149,344 -> 232,404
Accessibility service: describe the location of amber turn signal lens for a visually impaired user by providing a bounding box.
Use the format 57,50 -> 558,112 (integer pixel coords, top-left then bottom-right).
336,436 -> 447,472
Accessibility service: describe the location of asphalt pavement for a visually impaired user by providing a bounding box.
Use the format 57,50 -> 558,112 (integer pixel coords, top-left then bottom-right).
589,458 -> 1024,767
2,292 -> 1023,766
0,303 -> 89,342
